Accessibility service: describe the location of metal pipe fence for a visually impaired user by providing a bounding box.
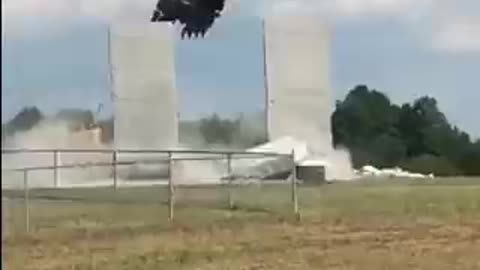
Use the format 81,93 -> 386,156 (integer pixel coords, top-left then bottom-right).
1,148 -> 299,233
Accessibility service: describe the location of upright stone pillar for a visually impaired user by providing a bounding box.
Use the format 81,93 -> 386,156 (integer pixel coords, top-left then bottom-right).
264,15 -> 332,155
110,23 -> 178,150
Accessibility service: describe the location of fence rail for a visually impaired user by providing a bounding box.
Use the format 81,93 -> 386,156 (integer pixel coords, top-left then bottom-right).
1,148 -> 289,156
1,148 -> 299,233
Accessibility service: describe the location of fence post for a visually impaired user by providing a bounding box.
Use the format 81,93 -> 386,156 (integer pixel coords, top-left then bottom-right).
2,197 -> 7,242
226,153 -> 234,210
1,197 -> 7,269
168,151 -> 174,221
291,150 -> 299,220
23,170 -> 30,233
53,150 -> 59,188
113,150 -> 118,190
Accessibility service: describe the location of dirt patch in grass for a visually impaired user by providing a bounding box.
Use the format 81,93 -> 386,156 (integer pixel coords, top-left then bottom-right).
5,219 -> 480,270
3,179 -> 480,269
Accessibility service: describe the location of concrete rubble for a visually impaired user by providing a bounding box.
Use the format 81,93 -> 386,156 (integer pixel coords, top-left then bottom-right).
356,165 -> 435,179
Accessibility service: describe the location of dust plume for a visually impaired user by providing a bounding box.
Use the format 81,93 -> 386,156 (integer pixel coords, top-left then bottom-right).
2,119 -> 111,189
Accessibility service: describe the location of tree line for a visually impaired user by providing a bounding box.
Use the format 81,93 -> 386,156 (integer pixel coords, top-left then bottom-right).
3,85 -> 479,175
332,85 -> 480,176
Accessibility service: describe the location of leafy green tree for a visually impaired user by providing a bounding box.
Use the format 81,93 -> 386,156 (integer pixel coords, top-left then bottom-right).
198,113 -> 238,145
458,139 -> 480,175
332,85 -> 404,167
368,133 -> 407,168
401,154 -> 461,176
4,106 -> 44,135
332,86 -> 479,175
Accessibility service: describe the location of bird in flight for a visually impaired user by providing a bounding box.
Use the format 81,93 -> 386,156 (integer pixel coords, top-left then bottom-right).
151,0 -> 226,39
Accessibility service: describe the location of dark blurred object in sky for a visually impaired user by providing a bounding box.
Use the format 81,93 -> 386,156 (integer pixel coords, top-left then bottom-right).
151,0 -> 225,39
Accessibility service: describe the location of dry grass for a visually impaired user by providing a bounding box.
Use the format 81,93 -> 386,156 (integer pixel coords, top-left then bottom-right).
3,178 -> 480,269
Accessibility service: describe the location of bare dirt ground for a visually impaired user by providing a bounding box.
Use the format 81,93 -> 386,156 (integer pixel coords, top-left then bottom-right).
3,178 -> 480,269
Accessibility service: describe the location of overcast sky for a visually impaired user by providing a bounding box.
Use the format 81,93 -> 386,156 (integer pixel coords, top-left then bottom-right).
2,0 -> 479,138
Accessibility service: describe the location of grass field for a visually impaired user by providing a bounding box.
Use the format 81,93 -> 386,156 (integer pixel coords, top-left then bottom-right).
3,178 -> 480,270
